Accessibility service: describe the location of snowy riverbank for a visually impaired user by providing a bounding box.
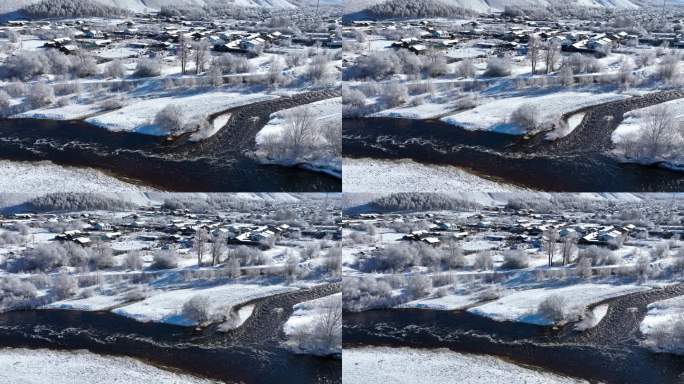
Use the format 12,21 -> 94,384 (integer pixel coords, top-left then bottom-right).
343,346 -> 588,384
342,157 -> 523,193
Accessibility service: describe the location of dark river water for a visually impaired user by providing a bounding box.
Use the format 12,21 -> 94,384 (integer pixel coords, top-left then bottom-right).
343,309 -> 684,384
343,118 -> 684,192
0,309 -> 340,384
0,118 -> 340,192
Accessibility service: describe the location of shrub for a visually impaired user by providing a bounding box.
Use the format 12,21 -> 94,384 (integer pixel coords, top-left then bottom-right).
133,58 -> 161,77
151,250 -> 178,269
651,242 -> 670,259
576,257 -> 593,278
123,251 -> 144,270
154,105 -> 186,135
455,58 -> 476,78
0,276 -> 37,310
182,295 -> 211,325
26,81 -> 55,108
0,90 -> 11,117
474,251 -> 493,270
406,274 -> 432,299
52,273 -> 78,299
342,277 -> 395,312
104,59 -> 126,78
501,249 -> 529,269
382,82 -> 409,107
538,295 -> 568,324
484,57 -> 511,77
510,104 -> 542,133
578,246 -> 618,266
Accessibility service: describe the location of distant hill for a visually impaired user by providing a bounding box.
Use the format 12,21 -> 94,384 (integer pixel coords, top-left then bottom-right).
346,0 -> 684,14
0,0 -> 327,16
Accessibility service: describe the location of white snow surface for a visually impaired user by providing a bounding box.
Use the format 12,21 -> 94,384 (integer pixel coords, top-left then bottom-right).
440,92 -> 628,135
343,346 -> 588,384
0,160 -> 154,193
469,283 -> 649,325
113,283 -> 297,326
0,348 -> 219,384
86,92 -> 276,136
283,293 -> 341,336
343,157 -> 523,193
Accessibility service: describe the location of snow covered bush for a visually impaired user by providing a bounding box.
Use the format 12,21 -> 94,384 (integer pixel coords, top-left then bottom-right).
3,51 -> 51,80
538,294 -> 569,324
382,82 -> 409,107
133,58 -> 161,77
323,246 -> 342,278
182,295 -> 211,325
72,53 -> 99,78
306,54 -> 330,84
578,246 -> 618,266
501,250 -> 529,269
474,251 -> 494,270
651,242 -> 670,259
27,81 -> 55,108
151,250 -> 178,269
342,87 -> 368,117
52,273 -> 78,299
287,297 -> 342,356
343,277 -> 395,312
0,276 -> 38,311
510,104 -> 542,133
656,54 -> 681,84
154,105 -> 187,135
616,105 -> 682,163
406,274 -> 432,299
645,315 -> 684,355
213,54 -> 254,74
576,256 -> 593,278
484,57 -> 512,77
12,243 -> 68,272
455,58 -> 476,78
0,90 -> 11,117
104,59 -> 126,78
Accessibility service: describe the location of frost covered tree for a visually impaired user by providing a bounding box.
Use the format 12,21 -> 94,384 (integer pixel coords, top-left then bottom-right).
538,294 -> 568,324
561,233 -> 578,266
133,57 -> 161,77
26,81 -> 54,108
282,107 -> 318,159
194,228 -> 209,266
151,250 -> 178,269
154,105 -> 186,135
484,57 -> 511,77
544,40 -> 561,74
52,273 -> 77,299
306,54 -> 330,83
182,295 -> 211,325
104,59 -> 125,79
123,251 -> 144,270
210,232 -> 226,266
527,34 -> 542,74
543,229 -> 559,266
178,34 -> 190,75
406,274 -> 432,299
455,58 -> 476,78
193,40 -> 210,75
510,104 -> 542,133
0,90 -> 11,117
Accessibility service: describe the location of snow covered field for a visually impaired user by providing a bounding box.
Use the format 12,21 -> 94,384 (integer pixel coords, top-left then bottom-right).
342,157 -> 522,192
343,347 -> 588,384
0,348 -> 219,384
86,91 -> 276,136
0,160 -> 154,193
612,98 -> 684,170
440,91 -> 628,135
469,283 -> 649,325
113,282 -> 297,326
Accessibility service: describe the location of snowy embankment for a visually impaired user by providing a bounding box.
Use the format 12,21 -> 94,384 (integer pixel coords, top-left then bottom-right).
640,294 -> 684,355
0,348 -> 219,384
85,91 -> 276,136
0,160 -> 155,193
342,157 -> 523,193
255,97 -> 341,178
343,347 -> 588,384
283,293 -> 341,355
440,91 -> 628,135
468,283 -> 649,326
113,283 -> 297,327
612,99 -> 684,171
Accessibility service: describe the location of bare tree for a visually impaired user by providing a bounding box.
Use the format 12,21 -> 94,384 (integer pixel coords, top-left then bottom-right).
641,105 -> 679,158
561,233 -> 577,266
211,232 -> 226,266
544,40 -> 561,74
178,34 -> 190,75
193,228 -> 209,266
527,34 -> 542,74
543,229 -> 559,266
312,298 -> 342,352
283,107 -> 318,159
193,40 -> 210,75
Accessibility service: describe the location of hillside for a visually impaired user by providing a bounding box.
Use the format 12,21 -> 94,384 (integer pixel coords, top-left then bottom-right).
346,0 -> 684,14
